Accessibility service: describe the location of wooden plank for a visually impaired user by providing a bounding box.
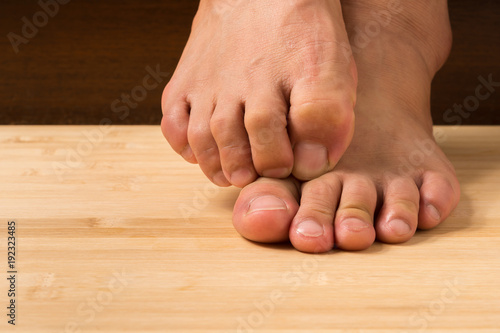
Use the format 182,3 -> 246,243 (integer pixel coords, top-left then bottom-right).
0,125 -> 499,332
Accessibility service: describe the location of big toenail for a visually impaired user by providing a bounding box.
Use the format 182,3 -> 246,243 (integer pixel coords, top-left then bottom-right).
262,168 -> 290,178
230,169 -> 253,187
296,220 -> 324,238
212,171 -> 229,186
427,204 -> 441,221
388,219 -> 412,236
246,195 -> 287,215
294,143 -> 328,176
341,218 -> 370,232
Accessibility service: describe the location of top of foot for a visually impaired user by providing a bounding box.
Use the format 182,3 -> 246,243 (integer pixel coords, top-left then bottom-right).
232,0 -> 460,253
161,0 -> 357,187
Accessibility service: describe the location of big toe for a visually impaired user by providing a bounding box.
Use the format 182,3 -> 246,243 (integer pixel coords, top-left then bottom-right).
289,79 -> 355,181
233,177 -> 300,243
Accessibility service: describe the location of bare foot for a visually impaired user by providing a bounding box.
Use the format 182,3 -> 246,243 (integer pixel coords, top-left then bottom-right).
232,0 -> 460,253
161,0 -> 357,187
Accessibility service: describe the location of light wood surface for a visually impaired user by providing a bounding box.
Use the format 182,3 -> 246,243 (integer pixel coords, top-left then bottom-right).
1,125 -> 499,332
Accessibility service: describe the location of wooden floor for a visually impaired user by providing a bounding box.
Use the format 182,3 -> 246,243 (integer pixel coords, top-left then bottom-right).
1,125 -> 499,332
0,0 -> 499,125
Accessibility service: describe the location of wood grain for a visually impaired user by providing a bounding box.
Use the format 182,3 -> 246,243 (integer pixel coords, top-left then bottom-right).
0,125 -> 499,332
0,0 -> 499,125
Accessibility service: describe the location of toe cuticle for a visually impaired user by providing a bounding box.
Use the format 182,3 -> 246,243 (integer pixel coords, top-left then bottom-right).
246,195 -> 288,216
296,220 -> 324,238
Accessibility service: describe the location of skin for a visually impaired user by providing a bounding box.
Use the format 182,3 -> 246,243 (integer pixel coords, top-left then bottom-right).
232,0 -> 461,253
161,0 -> 357,187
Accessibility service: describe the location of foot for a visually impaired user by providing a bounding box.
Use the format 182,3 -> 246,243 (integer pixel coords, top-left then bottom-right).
232,0 -> 460,253
161,0 -> 357,187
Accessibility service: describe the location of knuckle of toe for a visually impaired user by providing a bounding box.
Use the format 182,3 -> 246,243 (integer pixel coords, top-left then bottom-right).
338,205 -> 372,222
309,205 -> 334,219
304,192 -> 335,218
244,111 -> 276,132
220,143 -> 251,157
306,182 -> 335,202
395,198 -> 419,215
209,115 -> 225,137
188,124 -> 210,144
198,145 -> 218,158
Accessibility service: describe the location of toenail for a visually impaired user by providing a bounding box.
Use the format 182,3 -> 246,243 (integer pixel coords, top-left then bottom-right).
388,219 -> 412,236
293,143 -> 328,176
230,169 -> 253,187
296,220 -> 324,238
181,145 -> 194,161
427,204 -> 441,221
246,195 -> 287,215
212,171 -> 229,186
262,168 -> 290,178
341,218 -> 370,232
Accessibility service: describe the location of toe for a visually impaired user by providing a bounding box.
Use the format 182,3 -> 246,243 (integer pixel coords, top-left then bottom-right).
211,100 -> 258,188
289,79 -> 355,180
244,89 -> 294,178
161,85 -> 196,163
188,99 -> 230,187
418,171 -> 460,229
334,175 -> 377,251
233,177 -> 300,243
376,178 -> 420,244
289,173 -> 341,253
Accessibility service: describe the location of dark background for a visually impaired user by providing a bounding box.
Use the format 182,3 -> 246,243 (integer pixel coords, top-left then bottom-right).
1,0 -> 499,125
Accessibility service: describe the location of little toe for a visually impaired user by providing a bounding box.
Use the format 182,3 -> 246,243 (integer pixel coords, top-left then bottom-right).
244,89 -> 294,178
334,175 -> 377,251
210,100 -> 258,188
418,171 -> 460,229
289,173 -> 342,253
188,99 -> 230,187
161,87 -> 196,163
376,178 -> 420,244
233,177 -> 300,243
289,80 -> 355,181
